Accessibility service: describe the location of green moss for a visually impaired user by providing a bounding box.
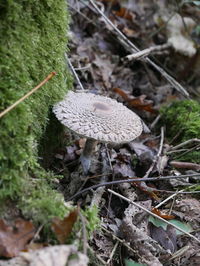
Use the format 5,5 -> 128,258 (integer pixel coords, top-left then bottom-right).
83,205 -> 100,237
19,175 -> 67,224
161,100 -> 200,141
160,100 -> 200,163
0,0 -> 71,222
175,151 -> 200,164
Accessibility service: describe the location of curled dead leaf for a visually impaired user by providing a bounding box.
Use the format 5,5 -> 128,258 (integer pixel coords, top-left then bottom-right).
51,209 -> 78,244
113,88 -> 157,113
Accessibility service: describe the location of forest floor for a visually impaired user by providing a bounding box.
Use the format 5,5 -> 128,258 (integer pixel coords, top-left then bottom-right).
1,1 -> 200,266
59,1 -> 200,265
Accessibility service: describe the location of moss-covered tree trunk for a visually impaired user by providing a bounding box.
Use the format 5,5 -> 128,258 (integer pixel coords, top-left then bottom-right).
0,0 -> 70,222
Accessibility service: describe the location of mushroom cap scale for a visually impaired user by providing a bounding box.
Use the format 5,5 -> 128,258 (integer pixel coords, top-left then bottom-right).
53,91 -> 143,144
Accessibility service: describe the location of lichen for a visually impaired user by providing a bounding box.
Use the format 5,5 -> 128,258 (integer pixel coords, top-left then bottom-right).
0,0 -> 71,222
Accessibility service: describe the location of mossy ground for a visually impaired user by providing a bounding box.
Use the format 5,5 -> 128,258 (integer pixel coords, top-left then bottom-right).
0,0 -> 72,223
160,100 -> 200,163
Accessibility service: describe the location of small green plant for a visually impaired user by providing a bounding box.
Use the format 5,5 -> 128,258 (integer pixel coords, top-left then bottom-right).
83,205 -> 100,236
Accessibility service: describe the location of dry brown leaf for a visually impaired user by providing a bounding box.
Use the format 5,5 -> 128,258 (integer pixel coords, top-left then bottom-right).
26,242 -> 47,251
113,88 -> 157,113
151,208 -> 175,220
51,209 -> 78,244
113,7 -> 135,21
0,245 -> 89,266
0,218 -> 35,258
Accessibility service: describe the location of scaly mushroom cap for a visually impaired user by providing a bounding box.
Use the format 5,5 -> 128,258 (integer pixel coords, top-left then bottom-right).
53,91 -> 143,143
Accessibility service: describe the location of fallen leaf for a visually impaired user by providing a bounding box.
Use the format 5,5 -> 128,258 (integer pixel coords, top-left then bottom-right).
93,54 -> 116,88
151,208 -> 175,220
26,242 -> 47,251
130,179 -> 160,201
0,218 -> 35,258
51,209 -> 78,244
149,216 -> 193,235
113,162 -> 135,178
149,222 -> 177,253
113,88 -> 157,113
122,27 -> 139,38
0,245 -> 89,266
113,7 -> 134,21
129,141 -> 155,167
174,198 -> 200,230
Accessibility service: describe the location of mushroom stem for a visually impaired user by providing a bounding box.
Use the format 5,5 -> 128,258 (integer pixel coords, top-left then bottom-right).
80,138 -> 98,174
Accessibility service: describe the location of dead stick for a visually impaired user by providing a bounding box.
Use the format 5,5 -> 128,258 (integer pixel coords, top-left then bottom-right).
108,189 -> 200,244
0,72 -> 56,119
88,0 -> 189,98
67,173 -> 200,201
126,43 -> 171,60
169,161 -> 200,171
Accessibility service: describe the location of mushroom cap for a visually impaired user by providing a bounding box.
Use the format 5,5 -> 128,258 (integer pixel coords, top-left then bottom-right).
53,91 -> 143,144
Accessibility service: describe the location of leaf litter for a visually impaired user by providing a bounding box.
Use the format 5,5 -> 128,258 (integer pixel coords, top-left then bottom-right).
0,219 -> 35,258
2,0 -> 200,265
52,0 -> 200,264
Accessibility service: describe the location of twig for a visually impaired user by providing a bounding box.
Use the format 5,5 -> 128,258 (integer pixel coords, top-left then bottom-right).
0,72 -> 56,119
74,65 -> 91,71
148,188 -> 200,194
87,244 -> 107,265
168,138 -> 200,151
143,127 -> 164,178
105,144 -> 115,219
30,223 -> 45,244
154,189 -> 185,209
67,173 -> 200,201
175,144 -> 200,159
169,190 -> 176,215
150,114 -> 161,130
169,245 -> 190,261
126,43 -> 171,60
169,161 -> 200,171
106,241 -> 119,265
65,54 -> 85,91
79,211 -> 87,255
88,0 -> 190,98
68,3 -> 96,26
166,148 -> 188,155
101,226 -> 137,255
108,189 -> 200,244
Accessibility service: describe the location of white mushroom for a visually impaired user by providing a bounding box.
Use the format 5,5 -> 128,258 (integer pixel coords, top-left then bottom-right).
53,91 -> 143,173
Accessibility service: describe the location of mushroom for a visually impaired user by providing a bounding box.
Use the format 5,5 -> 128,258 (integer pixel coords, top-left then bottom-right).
53,91 -> 143,173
